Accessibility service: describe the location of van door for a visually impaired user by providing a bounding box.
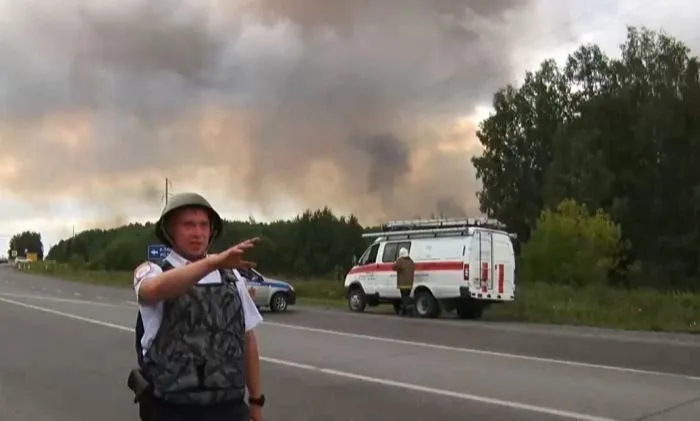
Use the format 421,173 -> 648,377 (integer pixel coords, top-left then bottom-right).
378,240 -> 411,298
355,243 -> 381,294
468,230 -> 494,294
491,232 -> 516,299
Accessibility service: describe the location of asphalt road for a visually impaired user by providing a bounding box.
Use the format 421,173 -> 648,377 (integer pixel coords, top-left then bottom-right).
1,267 -> 700,420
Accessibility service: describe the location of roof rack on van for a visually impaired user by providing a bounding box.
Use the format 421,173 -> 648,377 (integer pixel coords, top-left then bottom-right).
383,217 -> 507,231
362,217 -> 511,239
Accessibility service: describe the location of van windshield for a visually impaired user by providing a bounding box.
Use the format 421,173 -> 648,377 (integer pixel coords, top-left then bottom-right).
357,247 -> 371,265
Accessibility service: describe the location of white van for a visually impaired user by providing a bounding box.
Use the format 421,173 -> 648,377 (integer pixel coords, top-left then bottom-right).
343,217 -> 517,319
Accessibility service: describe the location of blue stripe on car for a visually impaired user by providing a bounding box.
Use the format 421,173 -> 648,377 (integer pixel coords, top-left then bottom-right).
259,281 -> 291,290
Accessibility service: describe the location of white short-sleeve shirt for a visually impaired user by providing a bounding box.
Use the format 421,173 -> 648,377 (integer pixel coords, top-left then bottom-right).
133,251 -> 263,355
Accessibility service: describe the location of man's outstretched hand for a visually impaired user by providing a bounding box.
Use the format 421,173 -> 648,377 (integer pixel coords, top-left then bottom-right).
208,237 -> 259,270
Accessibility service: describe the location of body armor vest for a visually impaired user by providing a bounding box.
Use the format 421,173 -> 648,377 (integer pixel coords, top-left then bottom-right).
135,261 -> 247,405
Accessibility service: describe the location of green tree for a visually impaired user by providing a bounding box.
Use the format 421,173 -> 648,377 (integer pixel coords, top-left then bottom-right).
471,58 -> 572,243
546,27 -> 700,289
8,231 -> 44,260
474,25 -> 700,290
542,44 -> 618,211
519,199 -> 627,287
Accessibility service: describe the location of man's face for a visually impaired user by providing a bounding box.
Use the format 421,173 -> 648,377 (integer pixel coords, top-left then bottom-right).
168,207 -> 212,258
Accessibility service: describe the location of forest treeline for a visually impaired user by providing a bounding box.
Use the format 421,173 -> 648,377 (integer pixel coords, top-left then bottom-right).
42,208 -> 373,279
10,26 -> 700,291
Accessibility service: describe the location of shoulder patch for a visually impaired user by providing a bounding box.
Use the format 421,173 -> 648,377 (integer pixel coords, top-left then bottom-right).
134,262 -> 155,281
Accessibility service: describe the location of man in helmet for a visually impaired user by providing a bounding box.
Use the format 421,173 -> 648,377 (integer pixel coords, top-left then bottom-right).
129,192 -> 265,421
393,247 -> 415,316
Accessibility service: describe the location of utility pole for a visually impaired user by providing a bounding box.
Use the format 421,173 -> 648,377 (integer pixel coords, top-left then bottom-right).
163,177 -> 173,205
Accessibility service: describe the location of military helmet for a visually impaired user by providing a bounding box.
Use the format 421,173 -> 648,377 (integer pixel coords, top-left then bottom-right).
154,192 -> 223,247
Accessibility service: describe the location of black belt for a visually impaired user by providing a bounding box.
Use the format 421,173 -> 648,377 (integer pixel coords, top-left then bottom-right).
127,368 -> 248,421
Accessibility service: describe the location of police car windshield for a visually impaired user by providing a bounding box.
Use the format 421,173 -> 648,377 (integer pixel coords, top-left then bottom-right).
240,267 -> 263,281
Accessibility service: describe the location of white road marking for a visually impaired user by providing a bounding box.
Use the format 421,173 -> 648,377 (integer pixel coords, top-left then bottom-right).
0,296 -> 134,332
0,295 -> 617,421
296,305 -> 700,347
2,292 -> 699,382
262,321 -> 700,381
0,292 -> 125,308
265,357 -> 618,421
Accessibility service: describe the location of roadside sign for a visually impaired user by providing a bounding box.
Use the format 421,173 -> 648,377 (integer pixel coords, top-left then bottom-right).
11,250 -> 17,257
147,244 -> 171,261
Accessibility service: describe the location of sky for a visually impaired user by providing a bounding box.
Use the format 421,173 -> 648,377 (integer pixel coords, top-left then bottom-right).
1,0 -> 699,257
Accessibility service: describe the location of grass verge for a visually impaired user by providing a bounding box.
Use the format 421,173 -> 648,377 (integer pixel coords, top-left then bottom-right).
14,261 -> 700,333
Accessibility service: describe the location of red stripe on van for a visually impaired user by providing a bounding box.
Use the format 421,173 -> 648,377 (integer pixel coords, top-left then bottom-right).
480,262 -> 489,292
498,264 -> 504,294
349,261 -> 462,274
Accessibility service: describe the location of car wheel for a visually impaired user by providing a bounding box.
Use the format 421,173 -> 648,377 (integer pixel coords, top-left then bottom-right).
270,292 -> 289,313
347,288 -> 367,313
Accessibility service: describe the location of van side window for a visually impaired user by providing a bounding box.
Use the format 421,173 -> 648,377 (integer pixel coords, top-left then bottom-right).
381,243 -> 398,262
381,241 -> 412,262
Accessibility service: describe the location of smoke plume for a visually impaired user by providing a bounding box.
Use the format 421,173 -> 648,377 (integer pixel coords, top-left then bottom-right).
0,0 -> 540,224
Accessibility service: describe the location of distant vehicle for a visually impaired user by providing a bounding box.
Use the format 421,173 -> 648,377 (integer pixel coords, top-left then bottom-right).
343,217 -> 517,320
233,267 -> 296,313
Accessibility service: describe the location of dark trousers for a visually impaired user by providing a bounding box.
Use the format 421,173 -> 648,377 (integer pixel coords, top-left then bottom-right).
139,395 -> 249,421
399,288 -> 413,315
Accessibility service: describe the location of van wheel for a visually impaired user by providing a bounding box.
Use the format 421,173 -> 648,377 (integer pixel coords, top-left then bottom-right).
347,288 -> 367,313
457,301 -> 484,320
414,290 -> 440,318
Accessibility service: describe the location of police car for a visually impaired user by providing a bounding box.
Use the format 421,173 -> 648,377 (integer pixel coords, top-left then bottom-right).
233,267 -> 296,313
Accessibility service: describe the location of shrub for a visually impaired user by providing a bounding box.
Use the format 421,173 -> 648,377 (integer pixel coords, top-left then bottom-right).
519,199 -> 627,287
